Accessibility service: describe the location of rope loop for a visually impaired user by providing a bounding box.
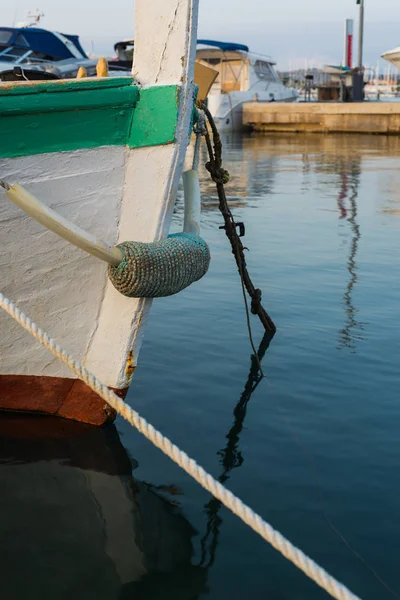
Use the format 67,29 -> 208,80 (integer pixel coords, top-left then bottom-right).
205,161 -> 230,184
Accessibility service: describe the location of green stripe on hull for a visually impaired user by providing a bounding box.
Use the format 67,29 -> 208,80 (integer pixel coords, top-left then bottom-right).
129,85 -> 178,148
0,78 -> 180,158
0,77 -> 134,96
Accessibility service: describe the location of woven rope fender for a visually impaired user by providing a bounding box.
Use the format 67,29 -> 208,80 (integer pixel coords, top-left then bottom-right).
108,232 -> 210,298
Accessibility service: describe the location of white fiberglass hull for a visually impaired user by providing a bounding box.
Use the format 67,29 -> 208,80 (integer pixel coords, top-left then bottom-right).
207,88 -> 298,132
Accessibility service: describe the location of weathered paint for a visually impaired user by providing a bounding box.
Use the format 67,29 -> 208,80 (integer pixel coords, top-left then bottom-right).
124,350 -> 136,380
0,374 -> 119,425
133,0 -> 198,86
84,0 -> 199,389
0,78 -> 181,158
0,147 -> 126,382
0,79 -> 137,158
0,77 -> 133,96
0,0 -> 200,423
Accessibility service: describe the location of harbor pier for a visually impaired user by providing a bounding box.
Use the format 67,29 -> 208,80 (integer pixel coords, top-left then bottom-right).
243,102 -> 400,134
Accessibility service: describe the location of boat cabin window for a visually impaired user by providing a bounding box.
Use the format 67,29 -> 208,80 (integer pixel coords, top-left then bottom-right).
114,41 -> 134,62
254,60 -> 276,82
0,46 -> 52,64
15,34 -> 29,47
221,60 -> 244,92
0,31 -> 12,45
203,57 -> 221,66
196,51 -> 247,92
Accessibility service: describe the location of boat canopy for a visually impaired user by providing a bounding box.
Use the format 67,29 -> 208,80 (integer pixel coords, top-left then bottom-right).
197,39 -> 249,53
0,27 -> 87,60
113,39 -> 249,55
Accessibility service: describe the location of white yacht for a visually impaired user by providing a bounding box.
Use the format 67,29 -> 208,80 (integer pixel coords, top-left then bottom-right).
196,40 -> 298,131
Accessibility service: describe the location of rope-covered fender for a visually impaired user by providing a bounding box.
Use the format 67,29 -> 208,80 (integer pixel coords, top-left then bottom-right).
108,232 -> 210,298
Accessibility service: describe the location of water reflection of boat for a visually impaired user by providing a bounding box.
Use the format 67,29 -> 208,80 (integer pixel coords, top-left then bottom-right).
238,132 -> 400,160
182,133 -> 280,215
301,147 -> 365,351
0,415 -> 207,600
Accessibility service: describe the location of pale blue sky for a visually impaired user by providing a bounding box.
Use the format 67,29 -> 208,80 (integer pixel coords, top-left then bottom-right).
3,1 -> 399,69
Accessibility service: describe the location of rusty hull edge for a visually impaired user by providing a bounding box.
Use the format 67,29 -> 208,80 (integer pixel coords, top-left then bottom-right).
0,375 -> 129,426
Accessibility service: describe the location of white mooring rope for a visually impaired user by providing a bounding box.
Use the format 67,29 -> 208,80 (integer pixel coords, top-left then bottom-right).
0,291 -> 361,600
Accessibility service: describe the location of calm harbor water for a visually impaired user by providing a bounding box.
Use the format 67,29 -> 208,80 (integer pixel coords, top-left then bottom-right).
2,133 -> 400,599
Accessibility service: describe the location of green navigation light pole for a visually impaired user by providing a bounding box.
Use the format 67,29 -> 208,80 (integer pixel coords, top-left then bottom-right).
357,0 -> 364,70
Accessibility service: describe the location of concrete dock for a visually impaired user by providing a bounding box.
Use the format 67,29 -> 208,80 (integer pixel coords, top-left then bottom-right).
243,102 -> 400,134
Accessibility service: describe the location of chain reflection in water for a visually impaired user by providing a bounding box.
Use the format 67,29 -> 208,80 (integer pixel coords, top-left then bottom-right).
198,331 -> 274,568
336,159 -> 365,353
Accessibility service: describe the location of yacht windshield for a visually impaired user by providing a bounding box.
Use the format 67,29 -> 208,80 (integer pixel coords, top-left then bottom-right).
254,60 -> 277,82
0,47 -> 31,62
0,46 -> 51,65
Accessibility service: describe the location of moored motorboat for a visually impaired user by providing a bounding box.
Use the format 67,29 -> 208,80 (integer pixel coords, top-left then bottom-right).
196,40 -> 298,131
0,19 -> 128,79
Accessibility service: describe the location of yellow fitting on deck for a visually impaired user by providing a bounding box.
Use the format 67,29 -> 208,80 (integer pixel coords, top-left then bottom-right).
96,58 -> 109,78
76,66 -> 87,78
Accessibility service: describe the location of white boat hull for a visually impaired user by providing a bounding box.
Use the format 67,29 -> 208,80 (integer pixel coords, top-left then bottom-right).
208,92 -> 298,132
0,0 -> 200,425
206,82 -> 298,132
0,139 -> 195,423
